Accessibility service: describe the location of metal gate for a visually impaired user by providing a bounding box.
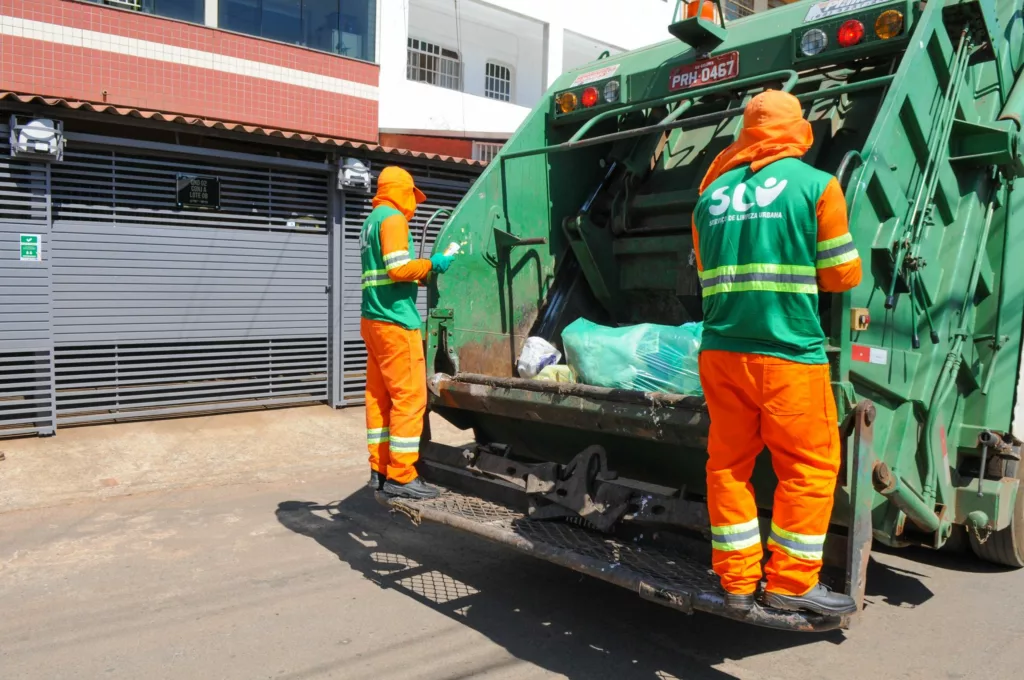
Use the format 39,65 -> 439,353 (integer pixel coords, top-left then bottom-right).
48,142 -> 331,425
0,122 -> 56,436
337,162 -> 480,404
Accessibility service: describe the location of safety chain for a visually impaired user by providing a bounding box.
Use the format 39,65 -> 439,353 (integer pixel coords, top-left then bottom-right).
971,523 -> 993,545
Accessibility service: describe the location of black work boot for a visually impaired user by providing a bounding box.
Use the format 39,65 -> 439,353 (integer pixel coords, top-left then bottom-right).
383,477 -> 441,500
723,591 -> 755,612
368,470 -> 385,491
763,583 -> 857,616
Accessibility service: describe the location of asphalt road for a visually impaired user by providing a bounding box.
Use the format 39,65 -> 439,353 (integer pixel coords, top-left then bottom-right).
2,470 -> 1022,680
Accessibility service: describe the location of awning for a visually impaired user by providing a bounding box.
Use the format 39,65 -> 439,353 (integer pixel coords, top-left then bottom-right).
0,92 -> 486,167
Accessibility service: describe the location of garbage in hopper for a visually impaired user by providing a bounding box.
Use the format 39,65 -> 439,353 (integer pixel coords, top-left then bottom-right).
561,319 -> 703,397
535,365 -> 576,383
516,336 -> 562,379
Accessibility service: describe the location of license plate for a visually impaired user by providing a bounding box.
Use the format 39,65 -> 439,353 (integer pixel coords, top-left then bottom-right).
668,52 -> 740,92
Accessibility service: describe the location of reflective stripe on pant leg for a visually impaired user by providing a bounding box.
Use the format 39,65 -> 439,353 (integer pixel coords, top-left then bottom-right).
711,518 -> 762,552
367,427 -> 390,445
767,523 -> 825,561
370,320 -> 427,484
362,318 -> 392,476
760,360 -> 840,596
700,350 -> 767,596
389,435 -> 420,456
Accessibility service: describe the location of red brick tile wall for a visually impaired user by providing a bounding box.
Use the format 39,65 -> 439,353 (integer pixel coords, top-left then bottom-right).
379,134 -> 475,160
0,0 -> 380,142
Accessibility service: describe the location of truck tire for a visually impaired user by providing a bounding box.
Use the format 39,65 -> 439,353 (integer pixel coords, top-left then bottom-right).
970,459 -> 1024,568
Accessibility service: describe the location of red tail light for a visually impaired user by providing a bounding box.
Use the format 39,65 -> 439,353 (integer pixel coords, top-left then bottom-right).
582,87 -> 600,108
838,19 -> 865,47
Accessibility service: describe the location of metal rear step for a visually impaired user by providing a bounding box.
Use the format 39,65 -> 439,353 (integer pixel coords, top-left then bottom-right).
380,486 -> 847,633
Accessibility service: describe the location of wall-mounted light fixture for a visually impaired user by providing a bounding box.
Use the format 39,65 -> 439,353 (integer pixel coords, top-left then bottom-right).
9,115 -> 65,162
338,157 -> 372,192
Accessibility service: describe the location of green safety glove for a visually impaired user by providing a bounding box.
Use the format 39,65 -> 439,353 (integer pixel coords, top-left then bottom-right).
430,253 -> 455,274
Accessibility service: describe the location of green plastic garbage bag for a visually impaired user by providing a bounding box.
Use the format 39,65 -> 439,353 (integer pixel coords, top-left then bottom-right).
561,319 -> 704,396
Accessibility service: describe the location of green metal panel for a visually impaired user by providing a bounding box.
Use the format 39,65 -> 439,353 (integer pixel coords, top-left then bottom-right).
426,0 -> 1024,550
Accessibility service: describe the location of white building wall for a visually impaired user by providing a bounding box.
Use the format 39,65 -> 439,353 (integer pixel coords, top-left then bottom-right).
378,0 -> 674,139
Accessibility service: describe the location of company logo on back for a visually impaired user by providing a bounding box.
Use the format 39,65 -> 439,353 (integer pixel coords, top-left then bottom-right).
708,177 -> 788,221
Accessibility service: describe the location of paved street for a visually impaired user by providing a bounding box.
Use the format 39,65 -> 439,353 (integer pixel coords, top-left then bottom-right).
1,450 -> 1022,680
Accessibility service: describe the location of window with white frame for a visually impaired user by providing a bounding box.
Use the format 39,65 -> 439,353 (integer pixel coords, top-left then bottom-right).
484,62 -> 513,102
407,38 -> 462,91
722,0 -> 755,20
472,142 -> 503,163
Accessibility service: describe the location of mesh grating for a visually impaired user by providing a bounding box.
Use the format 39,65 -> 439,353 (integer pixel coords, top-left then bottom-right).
393,489 -> 721,598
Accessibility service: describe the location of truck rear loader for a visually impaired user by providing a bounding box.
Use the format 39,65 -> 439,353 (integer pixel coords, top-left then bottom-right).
382,0 -> 1024,632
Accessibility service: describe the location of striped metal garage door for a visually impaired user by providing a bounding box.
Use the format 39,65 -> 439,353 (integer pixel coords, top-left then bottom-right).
339,162 -> 480,403
49,144 -> 331,425
0,122 -> 56,436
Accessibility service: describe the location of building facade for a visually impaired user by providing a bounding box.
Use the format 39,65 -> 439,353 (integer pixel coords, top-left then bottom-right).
1,0 -> 381,142
378,0 -> 680,160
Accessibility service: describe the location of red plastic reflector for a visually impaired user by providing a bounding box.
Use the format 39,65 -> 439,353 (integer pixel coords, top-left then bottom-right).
582,87 -> 600,108
838,19 -> 864,47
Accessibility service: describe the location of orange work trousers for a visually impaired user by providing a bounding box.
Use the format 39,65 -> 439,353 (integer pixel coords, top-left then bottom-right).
361,318 -> 427,484
699,350 -> 841,597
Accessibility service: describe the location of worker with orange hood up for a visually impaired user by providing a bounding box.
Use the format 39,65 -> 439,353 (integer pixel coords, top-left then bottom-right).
360,166 -> 455,500
692,90 -> 862,616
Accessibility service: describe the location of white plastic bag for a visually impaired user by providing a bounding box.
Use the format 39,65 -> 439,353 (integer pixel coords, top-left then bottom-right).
517,337 -> 562,379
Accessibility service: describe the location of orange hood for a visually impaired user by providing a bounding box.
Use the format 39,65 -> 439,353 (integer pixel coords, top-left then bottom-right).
372,166 -> 427,219
698,90 -> 813,194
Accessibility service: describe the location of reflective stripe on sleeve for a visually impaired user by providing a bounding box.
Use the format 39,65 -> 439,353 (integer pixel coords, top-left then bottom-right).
816,233 -> 859,269
767,522 -> 826,561
384,250 -> 412,271
710,518 -> 762,552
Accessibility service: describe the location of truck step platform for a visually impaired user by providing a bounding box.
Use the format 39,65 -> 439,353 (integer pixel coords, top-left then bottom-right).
381,486 -> 847,633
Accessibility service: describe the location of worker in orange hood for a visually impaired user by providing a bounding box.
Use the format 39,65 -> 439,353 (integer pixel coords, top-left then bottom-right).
692,90 -> 862,616
360,166 -> 455,500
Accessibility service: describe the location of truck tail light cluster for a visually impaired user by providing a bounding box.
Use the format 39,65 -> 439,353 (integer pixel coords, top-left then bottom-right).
798,9 -> 904,57
554,78 -> 621,115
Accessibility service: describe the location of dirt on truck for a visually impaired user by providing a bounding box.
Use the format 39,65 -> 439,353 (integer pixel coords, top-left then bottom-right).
381,0 -> 1024,632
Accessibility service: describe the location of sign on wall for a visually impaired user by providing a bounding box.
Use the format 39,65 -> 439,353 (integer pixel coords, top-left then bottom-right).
176,174 -> 221,210
19,234 -> 41,262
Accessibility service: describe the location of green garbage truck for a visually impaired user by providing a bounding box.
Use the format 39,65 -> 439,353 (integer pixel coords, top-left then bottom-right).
382,0 -> 1024,631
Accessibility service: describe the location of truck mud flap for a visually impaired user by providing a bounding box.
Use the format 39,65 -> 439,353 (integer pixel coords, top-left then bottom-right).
379,487 -> 846,633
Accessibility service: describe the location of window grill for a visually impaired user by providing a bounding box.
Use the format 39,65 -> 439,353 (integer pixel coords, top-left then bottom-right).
484,62 -> 513,102
722,0 -> 755,20
472,142 -> 503,163
407,38 -> 462,91
103,0 -> 142,9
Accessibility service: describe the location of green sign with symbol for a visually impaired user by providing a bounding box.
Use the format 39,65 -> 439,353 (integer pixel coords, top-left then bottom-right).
20,234 -> 41,262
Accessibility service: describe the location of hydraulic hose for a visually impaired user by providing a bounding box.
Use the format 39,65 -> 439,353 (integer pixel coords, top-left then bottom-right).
983,182 -> 1014,395
922,190 -> 999,503
888,30 -> 972,309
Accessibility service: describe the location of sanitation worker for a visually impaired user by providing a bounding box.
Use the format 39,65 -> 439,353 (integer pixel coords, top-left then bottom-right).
692,90 -> 862,616
360,166 -> 454,500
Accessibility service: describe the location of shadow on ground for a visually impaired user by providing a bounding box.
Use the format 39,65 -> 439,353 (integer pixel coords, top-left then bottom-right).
275,489 -> 990,679
277,489 -> 847,680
